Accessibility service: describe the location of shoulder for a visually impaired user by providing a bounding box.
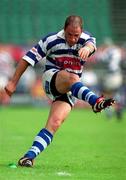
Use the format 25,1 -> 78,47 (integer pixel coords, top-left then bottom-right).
42,32 -> 58,42
40,30 -> 66,50
81,30 -> 95,39
41,30 -> 65,43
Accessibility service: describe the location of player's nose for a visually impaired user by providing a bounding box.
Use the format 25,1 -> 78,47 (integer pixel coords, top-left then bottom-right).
71,37 -> 76,42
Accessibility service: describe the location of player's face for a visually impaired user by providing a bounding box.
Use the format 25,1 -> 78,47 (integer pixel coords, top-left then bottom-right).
64,25 -> 82,46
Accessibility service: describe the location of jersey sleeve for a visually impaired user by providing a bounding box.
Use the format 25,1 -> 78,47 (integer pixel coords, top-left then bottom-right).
81,31 -> 97,53
23,39 -> 46,66
85,32 -> 97,56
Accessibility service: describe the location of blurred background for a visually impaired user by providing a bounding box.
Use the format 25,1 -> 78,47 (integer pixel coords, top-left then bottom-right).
0,0 -> 126,119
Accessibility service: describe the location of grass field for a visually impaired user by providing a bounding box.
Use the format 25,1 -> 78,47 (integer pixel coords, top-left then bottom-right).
0,106 -> 126,180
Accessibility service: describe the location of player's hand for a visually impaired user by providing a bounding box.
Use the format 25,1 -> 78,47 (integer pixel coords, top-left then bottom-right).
0,81 -> 16,105
78,46 -> 91,60
0,89 -> 11,104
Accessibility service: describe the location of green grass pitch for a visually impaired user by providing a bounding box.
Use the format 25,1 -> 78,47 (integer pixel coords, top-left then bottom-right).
0,106 -> 126,180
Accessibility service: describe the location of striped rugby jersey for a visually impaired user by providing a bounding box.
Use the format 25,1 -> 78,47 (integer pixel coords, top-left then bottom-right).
23,30 -> 96,77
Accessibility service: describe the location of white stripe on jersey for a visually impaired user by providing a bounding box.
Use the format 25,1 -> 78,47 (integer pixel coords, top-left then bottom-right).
52,53 -> 80,59
38,39 -> 47,54
23,56 -> 35,66
44,34 -> 59,44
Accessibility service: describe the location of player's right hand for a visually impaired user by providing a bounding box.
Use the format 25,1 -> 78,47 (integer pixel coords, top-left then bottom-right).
0,81 -> 16,105
0,89 -> 11,104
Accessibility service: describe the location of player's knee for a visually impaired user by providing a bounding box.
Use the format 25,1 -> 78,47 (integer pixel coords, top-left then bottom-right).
68,73 -> 80,86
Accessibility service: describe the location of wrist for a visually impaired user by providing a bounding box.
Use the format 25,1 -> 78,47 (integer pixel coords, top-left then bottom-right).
4,87 -> 13,96
83,46 -> 92,53
4,81 -> 16,96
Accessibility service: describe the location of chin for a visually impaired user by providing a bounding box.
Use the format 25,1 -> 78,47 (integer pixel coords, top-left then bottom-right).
69,43 -> 75,46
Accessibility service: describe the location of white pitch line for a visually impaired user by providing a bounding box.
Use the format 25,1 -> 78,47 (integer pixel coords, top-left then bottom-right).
56,171 -> 72,177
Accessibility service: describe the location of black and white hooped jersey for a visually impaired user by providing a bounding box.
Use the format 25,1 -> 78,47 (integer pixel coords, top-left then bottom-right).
23,30 -> 96,77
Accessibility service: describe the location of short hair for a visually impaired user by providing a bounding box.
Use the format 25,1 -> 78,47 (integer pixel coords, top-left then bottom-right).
64,15 -> 83,30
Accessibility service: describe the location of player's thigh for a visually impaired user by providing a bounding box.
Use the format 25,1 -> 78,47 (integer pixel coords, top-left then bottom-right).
49,100 -> 71,121
56,70 -> 80,93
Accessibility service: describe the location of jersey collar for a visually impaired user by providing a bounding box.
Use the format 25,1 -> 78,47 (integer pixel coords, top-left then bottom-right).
57,29 -> 83,39
57,30 -> 65,39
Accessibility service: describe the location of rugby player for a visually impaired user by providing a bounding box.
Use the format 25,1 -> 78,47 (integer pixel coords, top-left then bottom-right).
0,15 -> 115,167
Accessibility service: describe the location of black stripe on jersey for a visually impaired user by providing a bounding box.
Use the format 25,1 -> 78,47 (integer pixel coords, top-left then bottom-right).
78,38 -> 86,45
51,49 -> 78,56
80,60 -> 85,65
47,56 -> 57,65
47,39 -> 66,51
34,44 -> 46,57
26,51 -> 38,64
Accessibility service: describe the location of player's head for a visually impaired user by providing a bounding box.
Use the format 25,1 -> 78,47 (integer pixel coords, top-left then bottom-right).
64,15 -> 83,46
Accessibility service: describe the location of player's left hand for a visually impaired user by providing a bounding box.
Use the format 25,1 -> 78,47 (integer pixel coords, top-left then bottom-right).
78,47 -> 91,60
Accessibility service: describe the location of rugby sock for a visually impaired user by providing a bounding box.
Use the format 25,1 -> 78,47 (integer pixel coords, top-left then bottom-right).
24,128 -> 53,159
70,82 -> 98,106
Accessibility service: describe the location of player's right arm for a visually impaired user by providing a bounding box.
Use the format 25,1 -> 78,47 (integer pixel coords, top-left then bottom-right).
0,38 -> 47,104
0,59 -> 30,103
